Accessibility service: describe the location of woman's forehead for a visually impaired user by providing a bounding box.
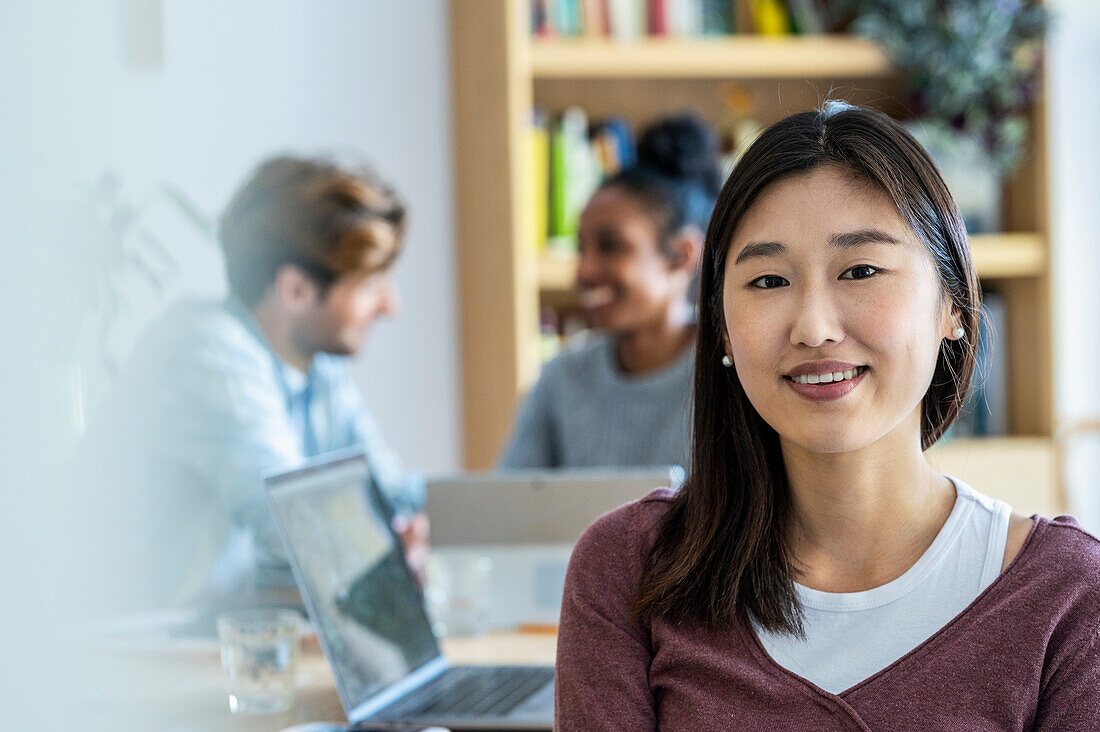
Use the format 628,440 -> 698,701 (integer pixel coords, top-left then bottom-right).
729,168 -> 916,255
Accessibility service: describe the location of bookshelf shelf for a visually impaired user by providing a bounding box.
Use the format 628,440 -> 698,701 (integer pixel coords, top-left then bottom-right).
537,232 -> 1047,292
969,233 -> 1046,279
538,252 -> 579,292
531,36 -> 896,80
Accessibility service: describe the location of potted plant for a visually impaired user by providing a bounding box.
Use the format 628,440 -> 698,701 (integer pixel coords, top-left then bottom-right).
846,0 -> 1050,232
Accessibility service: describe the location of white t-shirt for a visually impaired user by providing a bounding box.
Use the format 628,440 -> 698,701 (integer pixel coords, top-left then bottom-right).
753,476 -> 1012,693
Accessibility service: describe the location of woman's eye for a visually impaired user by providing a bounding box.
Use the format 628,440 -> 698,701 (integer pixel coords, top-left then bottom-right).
840,265 -> 878,280
749,275 -> 789,289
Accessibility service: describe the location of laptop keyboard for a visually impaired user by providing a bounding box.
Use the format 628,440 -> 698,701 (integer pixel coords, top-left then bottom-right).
380,665 -> 554,719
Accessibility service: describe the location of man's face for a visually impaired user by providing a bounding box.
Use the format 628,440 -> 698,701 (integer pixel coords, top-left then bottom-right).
296,270 -> 400,357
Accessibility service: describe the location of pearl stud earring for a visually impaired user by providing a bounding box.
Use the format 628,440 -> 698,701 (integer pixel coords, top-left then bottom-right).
953,327 -> 965,339
721,355 -> 733,367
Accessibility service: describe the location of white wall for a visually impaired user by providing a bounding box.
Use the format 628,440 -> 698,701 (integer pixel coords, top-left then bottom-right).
1049,0 -> 1100,531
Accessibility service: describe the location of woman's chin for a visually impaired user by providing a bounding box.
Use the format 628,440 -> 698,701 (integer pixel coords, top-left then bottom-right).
781,429 -> 877,456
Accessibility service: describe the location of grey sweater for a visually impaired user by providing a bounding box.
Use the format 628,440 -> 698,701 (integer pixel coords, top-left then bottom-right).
498,334 -> 694,470
556,488 -> 1100,730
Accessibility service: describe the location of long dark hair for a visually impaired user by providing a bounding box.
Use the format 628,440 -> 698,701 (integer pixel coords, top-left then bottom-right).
632,103 -> 981,636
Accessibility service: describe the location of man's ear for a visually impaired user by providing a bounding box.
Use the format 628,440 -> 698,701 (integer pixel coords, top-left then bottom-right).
272,264 -> 320,313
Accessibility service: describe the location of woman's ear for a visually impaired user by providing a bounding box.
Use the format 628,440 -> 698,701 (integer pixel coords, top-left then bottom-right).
939,296 -> 964,341
721,328 -> 733,360
669,225 -> 704,273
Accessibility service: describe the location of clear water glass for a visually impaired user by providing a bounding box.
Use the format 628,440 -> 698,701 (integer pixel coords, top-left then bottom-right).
216,608 -> 301,714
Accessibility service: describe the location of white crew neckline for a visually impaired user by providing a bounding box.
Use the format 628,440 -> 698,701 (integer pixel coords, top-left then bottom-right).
795,477 -> 980,612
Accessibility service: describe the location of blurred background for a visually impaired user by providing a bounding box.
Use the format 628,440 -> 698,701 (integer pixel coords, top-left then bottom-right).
1,0 -> 1097,727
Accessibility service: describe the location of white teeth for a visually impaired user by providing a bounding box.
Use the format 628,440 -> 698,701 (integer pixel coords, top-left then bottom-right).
579,287 -> 614,308
791,367 -> 862,385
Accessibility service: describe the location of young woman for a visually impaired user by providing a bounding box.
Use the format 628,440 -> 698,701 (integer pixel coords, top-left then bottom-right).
555,104 -> 1100,729
499,114 -> 720,470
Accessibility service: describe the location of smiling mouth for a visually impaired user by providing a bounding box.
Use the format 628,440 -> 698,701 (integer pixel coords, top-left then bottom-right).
784,365 -> 868,385
578,286 -> 615,309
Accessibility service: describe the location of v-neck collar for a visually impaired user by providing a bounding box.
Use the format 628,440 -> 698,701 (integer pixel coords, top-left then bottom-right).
739,514 -> 1043,705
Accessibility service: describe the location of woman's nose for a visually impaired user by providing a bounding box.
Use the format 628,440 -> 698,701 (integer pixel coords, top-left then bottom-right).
575,250 -> 600,286
789,285 -> 844,348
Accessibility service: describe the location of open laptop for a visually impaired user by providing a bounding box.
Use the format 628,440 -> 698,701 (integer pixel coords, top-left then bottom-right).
425,467 -> 685,546
266,451 -> 555,730
424,468 -> 683,630
424,464 -> 682,625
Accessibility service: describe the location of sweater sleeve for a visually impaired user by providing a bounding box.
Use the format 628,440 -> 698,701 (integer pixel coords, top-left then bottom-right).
498,367 -> 559,468
1032,525 -> 1100,730
1032,624 -> 1100,730
555,500 -> 657,730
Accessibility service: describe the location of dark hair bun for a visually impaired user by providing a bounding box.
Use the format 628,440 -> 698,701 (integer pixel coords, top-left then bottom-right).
637,113 -> 721,197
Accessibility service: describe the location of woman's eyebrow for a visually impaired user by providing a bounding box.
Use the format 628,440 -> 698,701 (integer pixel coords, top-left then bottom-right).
829,228 -> 903,249
733,241 -> 785,265
733,228 -> 902,265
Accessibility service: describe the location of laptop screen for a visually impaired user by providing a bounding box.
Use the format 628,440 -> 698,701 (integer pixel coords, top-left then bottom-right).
267,455 -> 440,711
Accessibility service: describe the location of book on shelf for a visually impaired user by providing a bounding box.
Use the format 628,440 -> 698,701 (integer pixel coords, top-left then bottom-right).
785,0 -> 823,35
547,108 -> 603,253
532,0 -> 739,39
539,108 -> 638,255
528,110 -> 551,254
748,0 -> 791,35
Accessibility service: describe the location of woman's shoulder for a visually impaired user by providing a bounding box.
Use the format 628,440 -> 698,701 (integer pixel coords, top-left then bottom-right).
1028,515 -> 1100,575
1007,515 -> 1100,612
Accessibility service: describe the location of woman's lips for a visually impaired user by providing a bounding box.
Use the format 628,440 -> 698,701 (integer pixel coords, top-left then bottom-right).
784,366 -> 868,402
578,286 -> 615,309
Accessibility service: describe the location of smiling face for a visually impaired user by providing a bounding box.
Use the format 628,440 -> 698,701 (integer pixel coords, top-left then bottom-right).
722,165 -> 958,455
575,186 -> 688,333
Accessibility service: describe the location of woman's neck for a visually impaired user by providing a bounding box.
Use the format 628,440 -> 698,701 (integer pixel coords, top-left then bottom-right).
615,301 -> 695,375
782,416 -> 956,593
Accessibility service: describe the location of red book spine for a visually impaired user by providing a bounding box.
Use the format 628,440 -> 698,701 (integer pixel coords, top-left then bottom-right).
648,0 -> 668,36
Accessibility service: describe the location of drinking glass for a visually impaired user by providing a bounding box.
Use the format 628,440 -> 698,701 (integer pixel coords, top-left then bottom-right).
216,608 -> 301,714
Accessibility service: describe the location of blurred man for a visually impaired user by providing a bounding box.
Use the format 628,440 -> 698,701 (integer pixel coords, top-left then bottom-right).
80,156 -> 427,612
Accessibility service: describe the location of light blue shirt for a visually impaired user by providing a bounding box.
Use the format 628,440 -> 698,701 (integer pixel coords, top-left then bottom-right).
81,297 -> 423,608
753,477 -> 1011,693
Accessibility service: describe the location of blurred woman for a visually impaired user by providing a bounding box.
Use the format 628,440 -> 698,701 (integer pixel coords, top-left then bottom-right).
500,114 -> 721,470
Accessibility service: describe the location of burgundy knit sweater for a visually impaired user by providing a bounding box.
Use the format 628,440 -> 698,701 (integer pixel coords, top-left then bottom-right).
555,488 -> 1100,730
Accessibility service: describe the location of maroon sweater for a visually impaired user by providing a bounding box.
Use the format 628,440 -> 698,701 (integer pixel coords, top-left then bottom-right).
555,489 -> 1100,730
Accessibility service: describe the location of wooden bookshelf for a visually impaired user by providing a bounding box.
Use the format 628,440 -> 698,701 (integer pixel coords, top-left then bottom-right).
452,0 -> 1057,511
927,436 -> 1060,518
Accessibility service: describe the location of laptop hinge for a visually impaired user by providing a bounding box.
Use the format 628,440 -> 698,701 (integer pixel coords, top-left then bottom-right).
347,655 -> 450,723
